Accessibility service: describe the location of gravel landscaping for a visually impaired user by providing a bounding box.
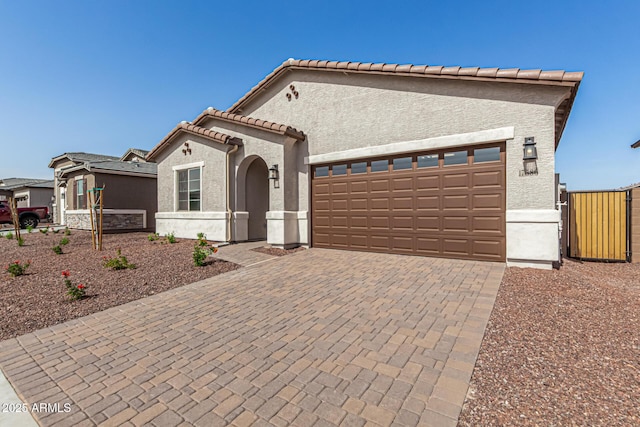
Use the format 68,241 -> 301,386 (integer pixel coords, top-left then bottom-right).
251,245 -> 307,257
0,230 -> 240,340
459,259 -> 640,426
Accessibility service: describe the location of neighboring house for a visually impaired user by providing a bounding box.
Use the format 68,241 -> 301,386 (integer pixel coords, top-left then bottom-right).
147,59 -> 583,269
0,178 -> 53,211
49,150 -> 157,231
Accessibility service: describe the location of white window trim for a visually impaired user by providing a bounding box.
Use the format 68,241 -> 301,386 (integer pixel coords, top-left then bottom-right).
174,163 -> 204,212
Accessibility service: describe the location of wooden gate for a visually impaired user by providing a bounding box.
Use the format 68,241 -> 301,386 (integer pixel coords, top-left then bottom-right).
568,191 -> 630,261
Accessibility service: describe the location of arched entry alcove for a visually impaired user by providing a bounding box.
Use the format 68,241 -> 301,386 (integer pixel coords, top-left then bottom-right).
244,157 -> 269,240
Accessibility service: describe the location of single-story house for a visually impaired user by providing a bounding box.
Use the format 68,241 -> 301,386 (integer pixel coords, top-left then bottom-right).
0,178 -> 53,211
50,150 -> 157,231
147,59 -> 583,269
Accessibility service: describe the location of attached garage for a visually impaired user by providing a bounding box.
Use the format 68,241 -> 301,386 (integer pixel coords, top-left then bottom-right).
312,143 -> 505,261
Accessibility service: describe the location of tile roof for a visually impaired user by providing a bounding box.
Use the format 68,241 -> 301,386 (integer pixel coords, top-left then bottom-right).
228,58 -> 583,146
632,140 -> 640,148
146,122 -> 242,161
193,107 -> 305,140
48,152 -> 120,168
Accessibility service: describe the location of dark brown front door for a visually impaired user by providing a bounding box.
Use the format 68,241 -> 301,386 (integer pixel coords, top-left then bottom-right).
311,143 -> 505,261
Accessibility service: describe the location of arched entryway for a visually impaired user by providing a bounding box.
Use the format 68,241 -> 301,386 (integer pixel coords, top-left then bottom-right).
245,157 -> 269,240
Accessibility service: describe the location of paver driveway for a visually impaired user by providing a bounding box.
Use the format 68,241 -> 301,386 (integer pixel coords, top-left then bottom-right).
0,248 -> 504,426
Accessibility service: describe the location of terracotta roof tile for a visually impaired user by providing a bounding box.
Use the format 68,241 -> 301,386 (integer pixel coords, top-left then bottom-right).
227,58 -> 584,146
146,123 -> 240,161
192,107 -> 305,140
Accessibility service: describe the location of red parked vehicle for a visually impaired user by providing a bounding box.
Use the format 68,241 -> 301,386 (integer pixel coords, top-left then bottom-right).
0,201 -> 49,229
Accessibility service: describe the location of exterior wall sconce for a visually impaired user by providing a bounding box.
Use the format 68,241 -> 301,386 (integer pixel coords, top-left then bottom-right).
268,164 -> 279,180
523,137 -> 537,160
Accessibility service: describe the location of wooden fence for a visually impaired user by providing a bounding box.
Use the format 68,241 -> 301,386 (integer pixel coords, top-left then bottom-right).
566,190 -> 630,261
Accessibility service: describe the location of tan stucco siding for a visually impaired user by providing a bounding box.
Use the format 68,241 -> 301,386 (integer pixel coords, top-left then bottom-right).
154,133 -> 228,213
240,71 -> 571,211
633,188 -> 640,263
51,159 -> 77,222
93,173 -> 157,229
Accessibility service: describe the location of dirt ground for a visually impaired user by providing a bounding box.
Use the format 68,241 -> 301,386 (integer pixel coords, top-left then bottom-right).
0,230 -> 240,340
458,259 -> 640,426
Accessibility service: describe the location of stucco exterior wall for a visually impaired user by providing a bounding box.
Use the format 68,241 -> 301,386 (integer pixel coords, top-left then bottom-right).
51,159 -> 76,223
14,188 -> 53,211
240,71 -> 571,213
633,188 -> 640,263
93,173 -> 157,230
154,133 -> 229,213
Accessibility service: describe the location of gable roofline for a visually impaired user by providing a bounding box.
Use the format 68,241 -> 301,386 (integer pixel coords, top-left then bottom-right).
120,148 -> 150,161
48,152 -> 120,168
146,122 -> 242,161
193,107 -> 305,141
228,58 -> 583,146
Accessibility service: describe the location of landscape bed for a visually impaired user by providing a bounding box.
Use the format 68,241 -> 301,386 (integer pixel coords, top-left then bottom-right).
459,258 -> 640,426
0,230 -> 240,340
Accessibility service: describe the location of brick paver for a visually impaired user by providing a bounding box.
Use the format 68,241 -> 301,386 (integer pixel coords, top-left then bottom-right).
0,247 -> 503,426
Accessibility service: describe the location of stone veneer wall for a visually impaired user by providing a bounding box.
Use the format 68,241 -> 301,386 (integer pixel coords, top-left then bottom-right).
65,210 -> 146,231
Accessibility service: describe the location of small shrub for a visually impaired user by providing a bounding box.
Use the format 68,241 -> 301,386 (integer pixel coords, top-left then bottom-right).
39,226 -> 49,234
193,234 -> 218,267
53,245 -> 63,255
52,229 -> 60,234
17,236 -> 24,246
6,260 -> 30,277
26,225 -> 33,233
103,249 -> 136,270
5,232 -> 13,240
60,237 -> 70,246
147,232 -> 160,241
165,232 -> 176,244
64,227 -> 71,236
62,270 -> 87,301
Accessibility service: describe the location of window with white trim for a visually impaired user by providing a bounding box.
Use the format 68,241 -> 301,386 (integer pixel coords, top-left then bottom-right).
177,168 -> 201,211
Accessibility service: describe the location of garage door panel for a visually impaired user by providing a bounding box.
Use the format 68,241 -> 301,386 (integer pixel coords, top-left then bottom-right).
331,182 -> 348,195
350,180 -> 368,193
392,177 -> 414,191
370,179 -> 390,192
473,193 -> 503,210
350,216 -> 368,229
472,216 -> 503,233
442,173 -> 469,190
392,216 -> 413,230
370,216 -> 390,229
442,216 -> 470,232
416,216 -> 440,231
392,197 -> 413,210
473,170 -> 502,188
311,144 -> 505,261
442,194 -> 469,210
370,198 -> 390,211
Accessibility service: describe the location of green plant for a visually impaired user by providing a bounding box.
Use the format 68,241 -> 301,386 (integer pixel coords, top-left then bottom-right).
6,260 -> 30,277
147,232 -> 160,241
62,270 -> 87,301
53,245 -> 63,255
60,237 -> 70,246
193,234 -> 218,266
5,232 -> 13,240
39,226 -> 49,234
52,228 -> 60,234
26,225 -> 33,233
102,249 -> 136,270
64,227 -> 71,236
17,236 -> 24,246
165,232 -> 176,244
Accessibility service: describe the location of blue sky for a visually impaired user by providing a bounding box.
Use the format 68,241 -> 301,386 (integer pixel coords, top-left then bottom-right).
1,0 -> 638,190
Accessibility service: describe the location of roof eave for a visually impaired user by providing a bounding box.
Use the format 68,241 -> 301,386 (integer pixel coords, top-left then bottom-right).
146,124 -> 241,161
632,140 -> 640,149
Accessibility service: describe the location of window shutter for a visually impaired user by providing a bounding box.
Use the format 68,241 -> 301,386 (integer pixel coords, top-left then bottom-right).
72,180 -> 77,210
82,179 -> 88,209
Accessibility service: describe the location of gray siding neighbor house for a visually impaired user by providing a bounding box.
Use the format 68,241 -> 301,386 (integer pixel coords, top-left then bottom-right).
147,58 -> 582,269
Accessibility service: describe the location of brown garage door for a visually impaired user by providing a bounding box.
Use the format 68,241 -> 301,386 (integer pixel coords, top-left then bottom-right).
311,143 -> 505,261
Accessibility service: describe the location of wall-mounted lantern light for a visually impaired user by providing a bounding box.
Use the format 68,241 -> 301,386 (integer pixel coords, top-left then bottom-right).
523,137 -> 537,160
268,164 -> 279,180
